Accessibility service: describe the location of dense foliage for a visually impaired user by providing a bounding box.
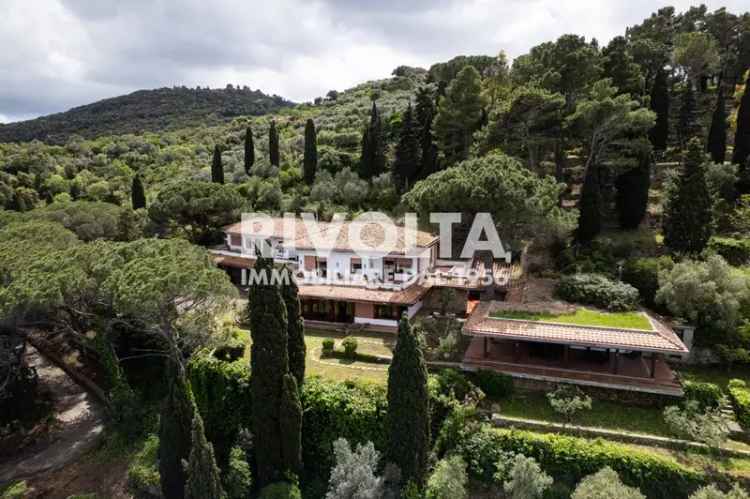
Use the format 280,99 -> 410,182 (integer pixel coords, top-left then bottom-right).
556,273 -> 641,311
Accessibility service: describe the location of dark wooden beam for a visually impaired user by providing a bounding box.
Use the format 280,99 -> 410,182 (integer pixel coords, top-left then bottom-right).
650,353 -> 657,378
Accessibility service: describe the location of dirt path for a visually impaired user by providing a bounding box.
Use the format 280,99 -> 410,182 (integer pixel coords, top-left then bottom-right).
0,345 -> 104,484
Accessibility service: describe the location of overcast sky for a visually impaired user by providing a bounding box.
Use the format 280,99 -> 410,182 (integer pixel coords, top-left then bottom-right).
1,0 -> 747,123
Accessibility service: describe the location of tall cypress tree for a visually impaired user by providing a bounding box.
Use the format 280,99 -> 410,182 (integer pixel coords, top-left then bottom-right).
664,138 -> 713,254
244,126 -> 255,176
733,72 -> 750,168
678,83 -> 700,146
392,103 -> 420,193
359,102 -> 386,179
185,411 -> 225,499
281,267 -> 306,386
131,174 -> 146,210
159,373 -> 195,499
279,373 -> 303,475
269,121 -> 280,167
707,85 -> 728,164
649,68 -> 670,151
576,165 -> 602,243
211,145 -> 224,184
615,150 -> 651,229
387,314 -> 430,487
248,255 -> 301,487
303,119 -> 317,185
415,86 -> 438,179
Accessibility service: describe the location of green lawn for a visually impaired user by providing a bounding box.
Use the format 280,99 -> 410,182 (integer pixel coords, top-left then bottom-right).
239,328 -> 391,384
490,308 -> 653,330
677,365 -> 750,390
493,390 -> 672,436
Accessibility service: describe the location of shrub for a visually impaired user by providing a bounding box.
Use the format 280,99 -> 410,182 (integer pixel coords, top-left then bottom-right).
259,482 -> 302,499
572,467 -> 645,499
707,237 -> 750,266
682,381 -> 724,410
426,455 -> 468,499
473,370 -> 513,398
433,369 -> 476,402
503,454 -> 553,499
546,385 -> 592,425
556,273 -> 640,311
728,379 -> 750,430
456,426 -> 703,498
214,328 -> 246,361
126,435 -> 161,499
622,256 -> 674,307
0,481 -> 28,499
663,400 -> 731,451
341,336 -> 358,358
322,338 -> 335,354
690,484 -> 750,499
326,438 -> 385,499
224,446 -> 252,499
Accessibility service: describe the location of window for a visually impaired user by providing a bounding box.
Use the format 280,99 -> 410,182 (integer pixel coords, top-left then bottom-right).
229,234 -> 242,247
350,257 -> 362,274
375,304 -> 405,320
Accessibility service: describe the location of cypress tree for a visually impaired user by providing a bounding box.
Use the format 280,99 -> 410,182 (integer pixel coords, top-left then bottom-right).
733,72 -> 750,168
649,69 -> 670,151
248,255 -> 299,487
415,86 -> 438,179
359,102 -> 386,179
664,138 -> 713,254
131,174 -> 146,210
185,411 -> 226,499
707,86 -> 727,164
392,103 -> 420,193
211,145 -> 224,184
281,266 -> 306,386
303,119 -> 317,185
159,373 -> 195,499
678,83 -> 700,146
244,126 -> 255,176
269,121 -> 280,167
615,150 -> 651,229
279,373 -> 303,475
387,314 -> 430,487
576,165 -> 602,243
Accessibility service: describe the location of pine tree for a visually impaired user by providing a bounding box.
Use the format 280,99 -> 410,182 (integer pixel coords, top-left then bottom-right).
664,138 -> 713,254
415,86 -> 438,179
387,314 -> 430,487
303,119 -> 317,185
678,83 -> 701,146
211,145 -> 224,184
359,102 -> 386,179
733,72 -> 750,168
707,85 -> 727,164
244,126 -> 255,176
392,103 -> 420,193
269,121 -> 280,167
186,411 -> 226,499
649,69 -> 670,151
159,373 -> 195,499
576,165 -> 602,243
615,150 -> 651,229
279,373 -> 303,475
281,266 -> 305,386
131,174 -> 146,210
434,66 -> 483,165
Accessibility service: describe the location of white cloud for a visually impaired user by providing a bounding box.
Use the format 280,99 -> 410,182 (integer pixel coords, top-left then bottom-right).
0,0 -> 748,120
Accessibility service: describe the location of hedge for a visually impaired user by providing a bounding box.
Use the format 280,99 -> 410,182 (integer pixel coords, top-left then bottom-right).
556,273 -> 640,311
472,370 -> 514,398
456,426 -> 704,498
682,380 -> 724,409
728,379 -> 750,430
621,256 -> 673,308
708,237 -> 750,266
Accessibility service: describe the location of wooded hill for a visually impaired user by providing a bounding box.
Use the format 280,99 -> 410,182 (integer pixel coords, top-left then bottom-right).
0,86 -> 293,144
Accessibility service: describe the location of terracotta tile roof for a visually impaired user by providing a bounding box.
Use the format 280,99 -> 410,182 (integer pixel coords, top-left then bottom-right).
224,216 -> 437,254
298,283 -> 428,305
463,301 -> 688,354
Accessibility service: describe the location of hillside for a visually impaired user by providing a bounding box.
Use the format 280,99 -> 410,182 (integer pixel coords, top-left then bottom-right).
0,86 -> 294,144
